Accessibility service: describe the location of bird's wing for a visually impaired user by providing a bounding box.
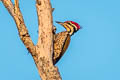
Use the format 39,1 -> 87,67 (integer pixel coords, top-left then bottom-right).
53,31 -> 70,64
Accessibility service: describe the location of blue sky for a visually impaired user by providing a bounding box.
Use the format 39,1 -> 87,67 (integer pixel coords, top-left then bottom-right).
0,0 -> 120,80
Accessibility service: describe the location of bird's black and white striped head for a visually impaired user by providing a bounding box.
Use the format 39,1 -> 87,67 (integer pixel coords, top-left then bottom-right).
56,21 -> 80,36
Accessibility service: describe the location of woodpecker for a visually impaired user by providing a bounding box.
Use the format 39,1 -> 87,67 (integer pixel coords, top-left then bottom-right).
53,21 -> 80,64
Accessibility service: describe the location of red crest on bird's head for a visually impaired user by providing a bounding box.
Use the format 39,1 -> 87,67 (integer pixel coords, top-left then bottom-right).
65,21 -> 80,31
56,20 -> 80,35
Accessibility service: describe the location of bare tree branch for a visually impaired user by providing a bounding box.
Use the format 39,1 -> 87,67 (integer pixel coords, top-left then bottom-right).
2,0 -> 36,55
2,0 -> 62,80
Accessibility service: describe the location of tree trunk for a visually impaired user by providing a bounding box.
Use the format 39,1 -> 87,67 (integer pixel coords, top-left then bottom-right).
1,0 -> 62,80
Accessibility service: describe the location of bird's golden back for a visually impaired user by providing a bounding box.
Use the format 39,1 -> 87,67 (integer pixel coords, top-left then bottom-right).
53,31 -> 70,64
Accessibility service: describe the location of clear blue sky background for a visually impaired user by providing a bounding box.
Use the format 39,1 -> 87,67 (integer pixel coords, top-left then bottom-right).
0,0 -> 120,80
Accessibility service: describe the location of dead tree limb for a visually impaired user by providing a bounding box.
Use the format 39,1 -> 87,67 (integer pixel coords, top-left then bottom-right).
1,0 -> 62,80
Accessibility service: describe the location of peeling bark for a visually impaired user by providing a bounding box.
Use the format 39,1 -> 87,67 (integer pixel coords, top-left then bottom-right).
1,0 -> 62,80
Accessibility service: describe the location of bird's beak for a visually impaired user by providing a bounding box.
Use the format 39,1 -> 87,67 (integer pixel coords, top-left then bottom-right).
56,21 -> 64,25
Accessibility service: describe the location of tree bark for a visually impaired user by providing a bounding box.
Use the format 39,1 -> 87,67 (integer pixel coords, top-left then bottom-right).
1,0 -> 62,80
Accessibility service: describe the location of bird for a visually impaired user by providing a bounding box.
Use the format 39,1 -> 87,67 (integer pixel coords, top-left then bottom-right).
53,21 -> 80,65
